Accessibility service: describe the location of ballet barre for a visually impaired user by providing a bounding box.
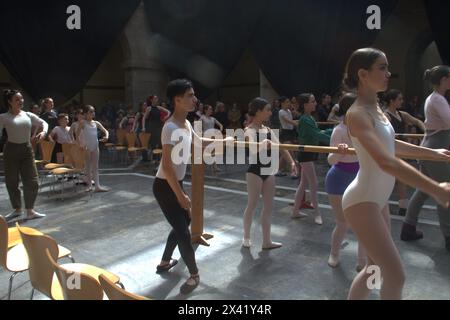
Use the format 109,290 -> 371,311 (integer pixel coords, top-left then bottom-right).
190,140 -> 450,246
316,122 -> 339,125
233,141 -> 449,162
395,133 -> 425,138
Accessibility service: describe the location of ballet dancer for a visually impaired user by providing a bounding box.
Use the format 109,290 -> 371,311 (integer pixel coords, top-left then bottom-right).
242,97 -> 297,250
341,48 -> 450,300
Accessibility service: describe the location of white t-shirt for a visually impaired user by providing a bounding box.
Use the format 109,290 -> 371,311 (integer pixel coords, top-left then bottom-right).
327,123 -> 358,165
327,104 -> 344,123
279,109 -> 294,130
51,126 -> 73,144
156,120 -> 193,181
0,111 -> 48,144
424,91 -> 450,132
200,115 -> 217,132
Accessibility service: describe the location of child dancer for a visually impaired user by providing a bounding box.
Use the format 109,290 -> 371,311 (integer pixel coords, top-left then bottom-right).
77,105 -> 110,192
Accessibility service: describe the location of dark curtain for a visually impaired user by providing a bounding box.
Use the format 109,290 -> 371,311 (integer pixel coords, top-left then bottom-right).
424,0 -> 450,65
142,0 -> 268,100
249,0 -> 399,97
0,0 -> 140,104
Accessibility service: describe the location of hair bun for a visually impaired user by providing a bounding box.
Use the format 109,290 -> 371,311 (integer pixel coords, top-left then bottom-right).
343,75 -> 357,91
423,69 -> 431,81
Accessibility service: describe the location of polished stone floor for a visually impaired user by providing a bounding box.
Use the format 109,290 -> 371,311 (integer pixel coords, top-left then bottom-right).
0,155 -> 449,300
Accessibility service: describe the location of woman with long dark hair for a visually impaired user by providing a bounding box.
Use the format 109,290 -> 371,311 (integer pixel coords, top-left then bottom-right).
291,93 -> 331,225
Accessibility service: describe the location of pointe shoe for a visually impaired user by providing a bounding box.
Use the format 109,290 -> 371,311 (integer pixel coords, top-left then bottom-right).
242,238 -> 252,248
314,215 -> 323,225
262,242 -> 282,250
327,254 -> 339,268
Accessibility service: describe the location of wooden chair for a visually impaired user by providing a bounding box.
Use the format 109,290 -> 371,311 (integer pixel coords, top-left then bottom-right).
138,132 -> 151,163
99,274 -> 149,300
48,144 -> 86,197
36,140 -> 54,188
115,129 -> 127,146
112,129 -> 127,163
38,140 -> 55,164
0,216 -> 73,300
39,140 -> 71,170
37,140 -> 74,193
47,250 -> 104,300
61,143 -> 75,166
17,223 -> 122,300
125,133 -> 146,163
138,133 -> 151,152
152,148 -> 163,163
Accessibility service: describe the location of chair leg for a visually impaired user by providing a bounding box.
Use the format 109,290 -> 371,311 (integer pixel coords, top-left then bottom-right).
8,272 -> 18,300
30,288 -> 35,300
117,282 -> 125,290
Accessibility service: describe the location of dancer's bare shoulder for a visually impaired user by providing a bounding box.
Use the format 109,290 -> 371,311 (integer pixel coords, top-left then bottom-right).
346,105 -> 376,137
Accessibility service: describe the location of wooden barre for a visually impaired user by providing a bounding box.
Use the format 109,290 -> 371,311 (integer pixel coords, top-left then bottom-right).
316,122 -> 339,125
395,133 -> 425,138
232,141 -> 450,162
190,139 -> 449,246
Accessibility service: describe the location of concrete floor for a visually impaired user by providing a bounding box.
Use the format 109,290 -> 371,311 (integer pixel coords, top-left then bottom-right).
0,156 -> 449,300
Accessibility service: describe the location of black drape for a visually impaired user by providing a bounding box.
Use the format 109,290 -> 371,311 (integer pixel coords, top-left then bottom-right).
142,0 -> 268,100
143,0 -> 397,99
424,0 -> 450,65
0,0 -> 140,104
249,0 -> 398,97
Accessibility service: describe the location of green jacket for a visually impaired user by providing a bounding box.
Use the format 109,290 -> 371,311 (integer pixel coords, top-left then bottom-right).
297,114 -> 331,146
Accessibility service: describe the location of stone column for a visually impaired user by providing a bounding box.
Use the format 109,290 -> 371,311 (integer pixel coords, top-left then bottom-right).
121,1 -> 169,108
259,70 -> 279,102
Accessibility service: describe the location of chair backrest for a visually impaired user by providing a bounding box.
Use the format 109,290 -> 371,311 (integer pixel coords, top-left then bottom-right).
69,145 -> 86,170
46,249 -> 103,300
125,133 -> 137,148
98,274 -> 148,300
0,216 -> 8,268
61,143 -> 74,166
7,226 -> 22,250
138,133 -> 151,150
17,224 -> 59,299
40,140 -> 56,162
116,129 -> 126,146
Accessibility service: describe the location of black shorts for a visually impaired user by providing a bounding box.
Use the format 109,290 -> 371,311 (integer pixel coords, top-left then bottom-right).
297,152 -> 318,163
280,129 -> 296,143
247,165 -> 271,181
